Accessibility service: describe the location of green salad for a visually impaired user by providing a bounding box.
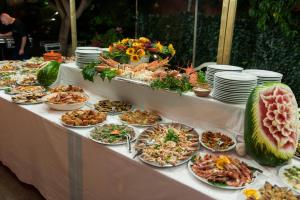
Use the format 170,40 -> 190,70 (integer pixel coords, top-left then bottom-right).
90,124 -> 135,144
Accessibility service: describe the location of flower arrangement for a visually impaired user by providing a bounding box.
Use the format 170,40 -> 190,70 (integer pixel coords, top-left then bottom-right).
105,37 -> 176,64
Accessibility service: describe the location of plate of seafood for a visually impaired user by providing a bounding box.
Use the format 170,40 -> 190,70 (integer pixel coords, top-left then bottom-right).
5,85 -> 46,95
238,181 -> 300,200
89,124 -> 136,145
119,109 -> 162,127
0,76 -> 16,90
279,165 -> 300,194
61,109 -> 107,128
199,129 -> 236,152
43,92 -> 88,111
0,64 -> 17,72
16,74 -> 38,86
49,85 -> 84,93
11,92 -> 47,105
294,141 -> 300,160
188,153 -> 260,189
94,100 -> 132,114
134,123 -> 199,167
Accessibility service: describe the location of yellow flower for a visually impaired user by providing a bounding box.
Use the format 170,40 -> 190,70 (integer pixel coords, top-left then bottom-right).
168,44 -> 176,56
139,37 -> 150,43
126,48 -> 135,55
155,42 -> 163,52
136,49 -> 145,57
132,42 -> 144,49
121,38 -> 129,44
130,54 -> 139,62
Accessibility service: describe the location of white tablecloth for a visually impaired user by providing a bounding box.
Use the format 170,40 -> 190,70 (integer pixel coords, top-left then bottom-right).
0,62 -> 299,200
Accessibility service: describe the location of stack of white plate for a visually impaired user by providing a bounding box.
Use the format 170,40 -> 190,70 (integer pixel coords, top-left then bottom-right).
206,65 -> 243,87
75,47 -> 102,68
243,69 -> 283,85
212,71 -> 258,104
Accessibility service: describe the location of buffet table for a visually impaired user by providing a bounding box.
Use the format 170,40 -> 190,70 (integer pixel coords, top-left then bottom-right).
0,62 -> 299,200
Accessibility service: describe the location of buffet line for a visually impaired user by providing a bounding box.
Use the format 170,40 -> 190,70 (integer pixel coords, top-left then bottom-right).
0,37 -> 299,200
0,57 -> 299,200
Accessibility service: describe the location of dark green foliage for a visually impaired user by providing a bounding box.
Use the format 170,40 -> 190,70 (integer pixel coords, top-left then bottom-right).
82,63 -> 97,82
139,13 -> 300,104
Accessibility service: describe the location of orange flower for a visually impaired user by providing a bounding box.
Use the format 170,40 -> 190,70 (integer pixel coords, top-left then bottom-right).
136,49 -> 145,57
109,45 -> 113,52
139,37 -> 150,43
121,38 -> 129,44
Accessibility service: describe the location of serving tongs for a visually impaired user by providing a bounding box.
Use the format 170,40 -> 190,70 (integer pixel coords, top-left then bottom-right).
125,134 -> 132,153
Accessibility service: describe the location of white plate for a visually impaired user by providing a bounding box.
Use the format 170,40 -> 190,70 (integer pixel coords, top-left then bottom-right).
43,92 -> 89,111
243,69 -> 283,78
214,78 -> 257,85
119,119 -> 160,127
213,95 -> 249,100
61,120 -> 104,128
188,153 -> 259,190
208,65 -> 244,71
76,47 -> 101,51
279,165 -> 300,194
89,124 -> 136,145
199,129 -> 237,152
215,72 -> 257,82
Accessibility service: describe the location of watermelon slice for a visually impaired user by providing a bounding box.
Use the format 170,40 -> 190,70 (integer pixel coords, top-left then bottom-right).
245,82 -> 299,166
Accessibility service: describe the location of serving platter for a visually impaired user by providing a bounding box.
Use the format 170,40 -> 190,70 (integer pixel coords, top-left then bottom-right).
5,86 -> 46,95
199,129 -> 237,152
135,123 -> 200,167
11,92 -> 46,105
188,153 -> 260,190
119,110 -> 162,127
61,120 -> 104,128
237,181 -> 300,200
279,165 -> 300,194
89,124 -> 136,145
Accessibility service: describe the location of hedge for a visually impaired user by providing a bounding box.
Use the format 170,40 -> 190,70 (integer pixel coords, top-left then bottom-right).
138,13 -> 300,104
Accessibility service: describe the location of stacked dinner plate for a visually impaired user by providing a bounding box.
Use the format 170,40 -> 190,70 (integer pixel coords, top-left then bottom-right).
243,69 -> 283,85
75,47 -> 102,68
212,71 -> 258,104
206,65 -> 243,87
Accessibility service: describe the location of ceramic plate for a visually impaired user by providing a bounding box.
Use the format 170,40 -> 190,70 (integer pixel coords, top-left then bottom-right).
188,153 -> 259,190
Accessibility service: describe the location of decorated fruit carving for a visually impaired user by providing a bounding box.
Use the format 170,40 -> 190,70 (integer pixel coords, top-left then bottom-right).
244,82 -> 299,166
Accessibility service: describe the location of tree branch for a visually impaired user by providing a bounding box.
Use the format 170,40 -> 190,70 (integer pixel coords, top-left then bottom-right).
61,0 -> 70,16
54,0 -> 66,18
76,0 -> 93,18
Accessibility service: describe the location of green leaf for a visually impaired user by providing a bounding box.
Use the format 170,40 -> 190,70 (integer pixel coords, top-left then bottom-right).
99,68 -> 118,81
82,63 -> 97,82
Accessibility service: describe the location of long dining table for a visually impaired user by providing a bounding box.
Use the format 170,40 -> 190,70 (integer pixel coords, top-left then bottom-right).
0,62 -> 298,200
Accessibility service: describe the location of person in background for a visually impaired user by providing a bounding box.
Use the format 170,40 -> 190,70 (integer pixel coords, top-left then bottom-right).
0,13 -> 30,60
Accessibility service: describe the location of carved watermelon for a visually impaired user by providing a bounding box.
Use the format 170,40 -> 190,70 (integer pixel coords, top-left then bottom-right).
244,82 -> 299,166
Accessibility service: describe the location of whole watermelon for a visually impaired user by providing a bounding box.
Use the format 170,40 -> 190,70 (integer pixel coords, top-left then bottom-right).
244,82 -> 299,166
37,61 -> 60,86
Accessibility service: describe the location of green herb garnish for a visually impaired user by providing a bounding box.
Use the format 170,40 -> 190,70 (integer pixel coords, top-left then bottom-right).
197,70 -> 207,83
164,128 -> 179,143
150,75 -> 193,95
99,68 -> 118,81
